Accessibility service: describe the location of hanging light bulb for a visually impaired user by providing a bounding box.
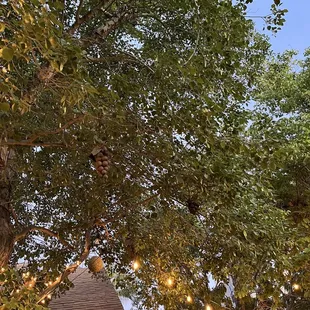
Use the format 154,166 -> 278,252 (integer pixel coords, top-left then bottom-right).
186,295 -> 193,303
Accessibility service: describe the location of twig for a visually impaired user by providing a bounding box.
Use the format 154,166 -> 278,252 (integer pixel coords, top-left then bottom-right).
115,48 -> 155,73
183,29 -> 201,66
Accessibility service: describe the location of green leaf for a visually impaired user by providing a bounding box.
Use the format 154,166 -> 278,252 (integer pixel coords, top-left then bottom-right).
0,47 -> 14,61
243,230 -> 248,239
0,22 -> 5,32
0,102 -> 10,111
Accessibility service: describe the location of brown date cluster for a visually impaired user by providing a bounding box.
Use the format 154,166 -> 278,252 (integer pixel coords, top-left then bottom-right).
90,146 -> 111,177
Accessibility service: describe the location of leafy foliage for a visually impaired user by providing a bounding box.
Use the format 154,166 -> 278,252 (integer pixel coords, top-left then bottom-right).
0,0 -> 294,309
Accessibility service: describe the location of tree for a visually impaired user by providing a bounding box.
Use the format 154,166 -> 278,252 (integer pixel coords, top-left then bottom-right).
0,0 -> 288,309
248,49 -> 310,310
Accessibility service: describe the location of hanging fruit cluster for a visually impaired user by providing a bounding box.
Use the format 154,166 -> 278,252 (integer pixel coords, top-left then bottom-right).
90,145 -> 111,177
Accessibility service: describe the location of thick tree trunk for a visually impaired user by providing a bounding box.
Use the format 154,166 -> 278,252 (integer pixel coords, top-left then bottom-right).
0,146 -> 15,268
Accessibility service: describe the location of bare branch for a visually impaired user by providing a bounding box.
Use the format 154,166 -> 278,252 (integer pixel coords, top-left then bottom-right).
14,226 -> 74,250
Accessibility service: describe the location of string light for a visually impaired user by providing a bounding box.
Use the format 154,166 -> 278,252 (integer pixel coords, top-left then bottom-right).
47,294 -> 52,299
132,260 -> 140,271
205,304 -> 213,310
166,277 -> 174,288
292,283 -> 301,291
1,267 -> 5,273
186,295 -> 193,303
56,277 -> 60,281
16,289 -> 20,293
41,299 -> 45,304
48,281 -> 53,286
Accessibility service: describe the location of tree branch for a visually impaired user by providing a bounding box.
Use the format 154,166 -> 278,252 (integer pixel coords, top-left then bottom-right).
75,0 -> 84,23
95,11 -> 137,39
14,226 -> 74,250
37,229 -> 91,304
68,0 -> 115,35
0,140 -> 67,148
27,115 -> 86,143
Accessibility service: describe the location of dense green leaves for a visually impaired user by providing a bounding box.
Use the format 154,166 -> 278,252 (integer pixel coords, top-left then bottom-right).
0,0 -> 297,309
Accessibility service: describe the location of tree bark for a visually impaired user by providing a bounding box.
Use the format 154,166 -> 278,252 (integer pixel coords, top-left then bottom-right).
0,145 -> 15,268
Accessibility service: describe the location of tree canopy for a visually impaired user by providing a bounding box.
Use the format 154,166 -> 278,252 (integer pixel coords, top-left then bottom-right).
0,0 -> 301,309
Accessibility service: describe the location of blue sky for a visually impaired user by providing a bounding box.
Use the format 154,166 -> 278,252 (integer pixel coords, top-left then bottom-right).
249,0 -> 310,56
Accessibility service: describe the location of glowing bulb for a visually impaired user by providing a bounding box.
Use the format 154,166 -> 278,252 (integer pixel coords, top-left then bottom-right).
76,260 -> 81,265
26,272 -> 30,276
166,277 -> 174,287
48,281 -> 53,286
28,283 -> 33,288
56,277 -> 60,281
206,304 -> 213,310
16,289 -> 20,293
133,261 -> 140,271
186,295 -> 193,303
292,283 -> 301,291
41,299 -> 45,304
1,267 -> 5,272
22,273 -> 26,278
47,294 -> 52,299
